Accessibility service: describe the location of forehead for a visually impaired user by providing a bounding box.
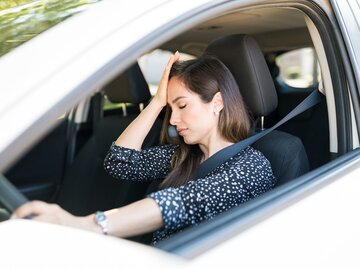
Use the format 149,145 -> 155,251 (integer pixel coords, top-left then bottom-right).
167,77 -> 194,101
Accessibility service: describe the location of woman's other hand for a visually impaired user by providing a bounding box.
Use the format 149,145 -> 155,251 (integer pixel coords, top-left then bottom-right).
13,201 -> 86,230
153,51 -> 180,107
13,199 -> 164,238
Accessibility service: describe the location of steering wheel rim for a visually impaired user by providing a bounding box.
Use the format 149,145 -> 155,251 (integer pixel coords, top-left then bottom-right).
0,174 -> 28,213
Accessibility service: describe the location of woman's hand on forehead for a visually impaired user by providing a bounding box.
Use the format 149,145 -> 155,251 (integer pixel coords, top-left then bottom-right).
153,51 -> 180,107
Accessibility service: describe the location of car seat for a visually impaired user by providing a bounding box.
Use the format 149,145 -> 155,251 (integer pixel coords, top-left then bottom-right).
205,34 -> 309,186
56,63 -> 162,216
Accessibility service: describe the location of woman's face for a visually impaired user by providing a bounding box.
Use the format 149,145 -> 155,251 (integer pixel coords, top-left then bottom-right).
167,77 -> 219,145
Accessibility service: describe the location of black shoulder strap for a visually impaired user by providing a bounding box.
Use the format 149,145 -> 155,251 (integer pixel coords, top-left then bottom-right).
194,90 -> 324,179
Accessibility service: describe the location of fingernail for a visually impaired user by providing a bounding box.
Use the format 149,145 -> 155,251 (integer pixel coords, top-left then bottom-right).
175,50 -> 179,55
10,213 -> 18,220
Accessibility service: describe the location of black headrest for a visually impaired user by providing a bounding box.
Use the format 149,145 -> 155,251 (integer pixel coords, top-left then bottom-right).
103,62 -> 151,104
205,35 -> 278,117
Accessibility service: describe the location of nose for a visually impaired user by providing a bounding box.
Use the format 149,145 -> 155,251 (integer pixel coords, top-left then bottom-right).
169,110 -> 180,126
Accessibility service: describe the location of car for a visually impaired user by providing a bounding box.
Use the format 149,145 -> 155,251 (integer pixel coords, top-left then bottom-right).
0,0 -> 359,268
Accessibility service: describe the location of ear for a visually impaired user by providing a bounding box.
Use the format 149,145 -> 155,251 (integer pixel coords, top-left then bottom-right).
212,92 -> 224,113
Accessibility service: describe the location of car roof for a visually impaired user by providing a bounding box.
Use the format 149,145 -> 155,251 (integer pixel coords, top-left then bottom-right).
162,7 -> 311,56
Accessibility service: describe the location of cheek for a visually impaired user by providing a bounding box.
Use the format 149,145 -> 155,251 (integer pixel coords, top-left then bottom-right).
183,105 -> 213,125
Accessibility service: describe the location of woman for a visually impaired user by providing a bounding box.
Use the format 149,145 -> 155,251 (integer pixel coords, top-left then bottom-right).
14,52 -> 275,244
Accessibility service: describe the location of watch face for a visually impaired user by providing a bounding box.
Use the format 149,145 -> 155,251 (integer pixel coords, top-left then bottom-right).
95,211 -> 108,234
96,212 -> 106,222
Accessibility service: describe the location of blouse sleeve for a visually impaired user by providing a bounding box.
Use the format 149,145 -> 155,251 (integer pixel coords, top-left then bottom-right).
104,143 -> 178,181
147,147 -> 275,234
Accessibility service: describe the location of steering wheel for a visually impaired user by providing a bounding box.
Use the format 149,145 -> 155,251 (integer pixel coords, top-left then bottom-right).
0,174 -> 28,216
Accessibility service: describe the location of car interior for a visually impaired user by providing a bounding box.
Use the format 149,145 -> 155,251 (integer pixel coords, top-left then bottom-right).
3,4 -> 345,246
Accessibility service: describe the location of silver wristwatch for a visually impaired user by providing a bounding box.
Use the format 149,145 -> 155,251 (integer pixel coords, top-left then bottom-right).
94,211 -> 108,235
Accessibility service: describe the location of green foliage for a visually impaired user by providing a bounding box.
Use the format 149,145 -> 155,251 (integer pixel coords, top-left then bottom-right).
0,0 -> 102,57
0,0 -> 34,11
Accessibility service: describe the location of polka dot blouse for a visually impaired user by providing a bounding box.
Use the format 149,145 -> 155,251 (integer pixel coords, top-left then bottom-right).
104,143 -> 275,243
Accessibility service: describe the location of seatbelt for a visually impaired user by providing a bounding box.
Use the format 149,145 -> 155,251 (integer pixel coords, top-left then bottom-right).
194,90 -> 324,179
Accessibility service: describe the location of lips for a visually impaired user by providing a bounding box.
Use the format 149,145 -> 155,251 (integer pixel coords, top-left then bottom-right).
177,128 -> 188,136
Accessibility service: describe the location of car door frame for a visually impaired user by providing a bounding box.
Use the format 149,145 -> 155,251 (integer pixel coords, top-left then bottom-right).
144,0 -> 359,257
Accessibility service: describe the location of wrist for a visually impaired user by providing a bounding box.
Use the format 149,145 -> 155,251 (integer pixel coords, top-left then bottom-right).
94,211 -> 108,235
82,214 -> 104,234
150,96 -> 166,109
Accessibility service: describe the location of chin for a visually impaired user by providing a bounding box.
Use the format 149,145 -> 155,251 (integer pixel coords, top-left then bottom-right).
183,137 -> 197,145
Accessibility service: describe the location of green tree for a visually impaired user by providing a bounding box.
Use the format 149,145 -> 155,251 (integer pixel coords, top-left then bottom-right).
0,0 -> 34,11
0,0 -> 102,57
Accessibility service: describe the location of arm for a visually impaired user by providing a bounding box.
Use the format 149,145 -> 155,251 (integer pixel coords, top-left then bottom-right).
104,144 -> 177,181
115,99 -> 163,150
95,198 -> 163,237
13,149 -> 274,238
115,52 -> 180,150
14,198 -> 164,238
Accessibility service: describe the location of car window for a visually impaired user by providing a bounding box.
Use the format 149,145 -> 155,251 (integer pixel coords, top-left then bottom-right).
0,0 -> 102,57
139,49 -> 195,95
276,47 -> 321,88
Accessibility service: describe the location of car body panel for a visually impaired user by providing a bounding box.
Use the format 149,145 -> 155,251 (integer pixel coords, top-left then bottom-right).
330,0 -> 360,147
0,219 -> 184,269
331,0 -> 360,92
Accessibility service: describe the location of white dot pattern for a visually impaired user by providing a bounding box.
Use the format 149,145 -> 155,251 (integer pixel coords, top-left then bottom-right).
104,143 -> 275,244
104,142 -> 177,181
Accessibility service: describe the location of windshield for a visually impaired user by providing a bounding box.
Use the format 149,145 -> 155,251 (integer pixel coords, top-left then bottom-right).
0,0 -> 102,58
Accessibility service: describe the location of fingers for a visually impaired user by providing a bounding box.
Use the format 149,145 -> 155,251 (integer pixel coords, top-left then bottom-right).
13,200 -> 56,219
12,201 -> 79,228
174,50 -> 180,61
164,51 -> 180,74
159,51 -> 180,86
167,51 -> 180,66
152,51 -> 181,106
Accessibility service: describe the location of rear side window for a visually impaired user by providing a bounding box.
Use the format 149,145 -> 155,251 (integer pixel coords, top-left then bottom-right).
276,48 -> 320,88
139,49 -> 195,95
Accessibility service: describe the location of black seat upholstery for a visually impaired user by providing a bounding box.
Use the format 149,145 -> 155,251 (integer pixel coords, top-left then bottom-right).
205,34 -> 309,186
103,63 -> 152,116
57,63 -> 162,216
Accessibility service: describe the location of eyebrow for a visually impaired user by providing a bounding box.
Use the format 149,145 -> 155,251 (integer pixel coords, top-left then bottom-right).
171,96 -> 187,104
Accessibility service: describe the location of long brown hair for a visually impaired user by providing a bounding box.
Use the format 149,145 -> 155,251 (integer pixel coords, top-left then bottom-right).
160,55 -> 251,188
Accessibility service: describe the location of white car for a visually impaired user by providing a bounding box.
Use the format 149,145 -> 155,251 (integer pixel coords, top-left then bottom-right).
0,0 -> 359,268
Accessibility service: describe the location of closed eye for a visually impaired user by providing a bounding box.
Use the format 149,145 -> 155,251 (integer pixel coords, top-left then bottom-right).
179,104 -> 187,109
